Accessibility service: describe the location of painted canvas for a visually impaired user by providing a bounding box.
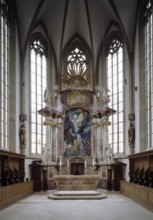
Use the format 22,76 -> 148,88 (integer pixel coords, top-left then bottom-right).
64,108 -> 91,157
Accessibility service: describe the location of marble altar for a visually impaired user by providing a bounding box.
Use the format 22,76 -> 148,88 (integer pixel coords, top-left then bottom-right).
53,175 -> 100,190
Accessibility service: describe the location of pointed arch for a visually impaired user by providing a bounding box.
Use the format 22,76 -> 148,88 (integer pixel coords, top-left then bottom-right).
60,33 -> 93,88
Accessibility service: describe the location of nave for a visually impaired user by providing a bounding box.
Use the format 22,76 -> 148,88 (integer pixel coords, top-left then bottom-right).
0,191 -> 153,220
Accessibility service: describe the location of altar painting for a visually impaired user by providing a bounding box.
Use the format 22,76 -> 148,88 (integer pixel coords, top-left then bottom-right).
64,108 -> 91,157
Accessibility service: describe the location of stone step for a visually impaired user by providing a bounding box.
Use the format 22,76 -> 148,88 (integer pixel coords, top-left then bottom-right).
48,190 -> 107,200
54,190 -> 101,196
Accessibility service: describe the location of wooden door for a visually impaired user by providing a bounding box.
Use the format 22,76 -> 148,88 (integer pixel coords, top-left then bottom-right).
114,166 -> 123,191
71,163 -> 84,175
30,162 -> 42,191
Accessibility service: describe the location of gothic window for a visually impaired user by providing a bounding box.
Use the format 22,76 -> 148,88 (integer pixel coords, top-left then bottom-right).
0,0 -> 9,150
67,47 -> 87,76
30,40 -> 47,154
63,45 -> 90,87
144,0 -> 153,149
106,39 -> 124,154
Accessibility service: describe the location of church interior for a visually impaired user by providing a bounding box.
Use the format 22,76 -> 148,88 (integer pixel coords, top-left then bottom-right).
0,0 -> 153,218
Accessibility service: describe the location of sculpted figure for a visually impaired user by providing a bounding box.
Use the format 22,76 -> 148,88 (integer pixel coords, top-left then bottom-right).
128,123 -> 135,145
20,124 -> 26,145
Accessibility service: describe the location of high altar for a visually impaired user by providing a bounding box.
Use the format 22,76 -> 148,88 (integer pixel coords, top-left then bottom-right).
37,66 -> 121,192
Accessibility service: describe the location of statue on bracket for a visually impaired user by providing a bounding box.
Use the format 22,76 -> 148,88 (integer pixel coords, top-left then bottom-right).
19,124 -> 26,145
128,123 -> 135,146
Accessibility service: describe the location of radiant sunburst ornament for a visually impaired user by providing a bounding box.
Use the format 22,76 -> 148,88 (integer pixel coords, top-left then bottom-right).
63,47 -> 89,88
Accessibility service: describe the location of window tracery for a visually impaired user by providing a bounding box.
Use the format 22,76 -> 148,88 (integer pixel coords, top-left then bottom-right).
31,40 -> 46,56
63,47 -> 88,87
108,39 -> 123,55
67,47 -> 87,76
144,0 -> 153,24
0,0 -> 9,23
62,42 -> 91,88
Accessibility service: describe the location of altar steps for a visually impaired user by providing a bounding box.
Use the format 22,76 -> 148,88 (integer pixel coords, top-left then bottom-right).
48,190 -> 107,200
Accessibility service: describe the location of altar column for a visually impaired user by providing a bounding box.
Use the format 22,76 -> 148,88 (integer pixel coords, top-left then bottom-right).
50,125 -> 53,162
58,118 -> 64,156
97,125 -> 103,161
55,125 -> 58,162
52,126 -> 57,162
91,118 -> 96,156
102,117 -> 109,162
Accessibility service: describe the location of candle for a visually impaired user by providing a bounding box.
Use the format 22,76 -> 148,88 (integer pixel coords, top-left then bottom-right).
59,155 -> 62,167
67,160 -> 69,168
85,160 -> 87,168
92,156 -> 96,167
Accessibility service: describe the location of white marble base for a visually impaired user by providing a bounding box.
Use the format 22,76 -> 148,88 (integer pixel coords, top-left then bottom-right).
48,189 -> 107,200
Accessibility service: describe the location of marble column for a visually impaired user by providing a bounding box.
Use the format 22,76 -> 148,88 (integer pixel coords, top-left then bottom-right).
58,118 -> 64,156
91,118 -> 96,157
102,117 -> 109,162
52,126 -> 56,162
50,125 -> 53,162
96,121 -> 103,160
55,126 -> 58,162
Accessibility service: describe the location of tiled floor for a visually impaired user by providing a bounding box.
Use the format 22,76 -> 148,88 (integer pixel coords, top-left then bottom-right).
0,190 -> 153,220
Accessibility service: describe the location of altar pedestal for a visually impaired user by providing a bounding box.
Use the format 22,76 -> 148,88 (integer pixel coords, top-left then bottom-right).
53,175 -> 100,190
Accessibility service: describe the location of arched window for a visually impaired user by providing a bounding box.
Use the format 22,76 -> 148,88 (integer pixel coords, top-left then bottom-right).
67,47 -> 87,76
0,0 -> 9,150
30,39 -> 47,154
62,38 -> 91,88
62,46 -> 89,87
106,38 -> 124,154
144,0 -> 153,149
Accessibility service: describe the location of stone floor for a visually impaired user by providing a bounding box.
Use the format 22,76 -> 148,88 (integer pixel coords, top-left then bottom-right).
0,190 -> 153,220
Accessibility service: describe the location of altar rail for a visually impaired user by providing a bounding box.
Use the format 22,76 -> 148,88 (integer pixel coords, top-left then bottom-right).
120,181 -> 153,212
0,181 -> 33,210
